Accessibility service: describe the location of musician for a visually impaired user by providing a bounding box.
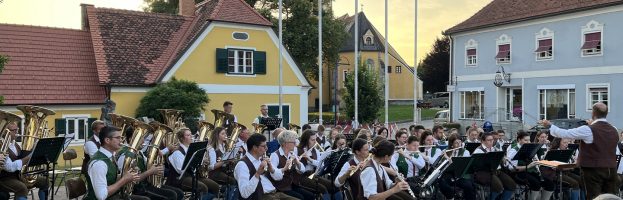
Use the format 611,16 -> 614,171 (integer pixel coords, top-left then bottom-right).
465,127 -> 480,143
234,134 -> 297,200
420,131 -> 441,166
506,131 -> 554,200
235,127 -> 251,155
0,154 -> 6,200
116,128 -> 180,200
432,125 -> 446,145
85,126 -> 144,200
166,128 -> 216,200
360,140 -> 411,200
390,135 -> 424,195
435,133 -> 476,200
409,125 -> 425,139
534,131 -> 550,159
316,125 -> 328,149
0,122 -> 49,200
543,102 -> 620,200
323,129 -> 339,150
269,130 -> 314,199
223,101 -> 238,125
302,124 -> 312,132
617,131 -> 623,183
208,127 -> 238,200
251,104 -> 269,127
376,127 -> 389,139
549,138 -> 582,200
297,130 -> 339,200
494,130 -> 507,150
267,128 -> 284,154
82,120 -> 106,175
472,132 -> 516,200
335,138 -> 368,199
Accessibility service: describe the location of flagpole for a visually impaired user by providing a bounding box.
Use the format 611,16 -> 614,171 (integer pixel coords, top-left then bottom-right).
318,0 -> 323,125
413,0 -> 418,124
279,0 -> 283,126
354,0 -> 359,128
384,0 -> 389,126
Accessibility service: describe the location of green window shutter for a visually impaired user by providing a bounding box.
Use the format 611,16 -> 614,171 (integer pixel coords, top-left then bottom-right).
254,51 -> 266,74
55,118 -> 66,136
216,48 -> 228,73
87,118 -> 97,138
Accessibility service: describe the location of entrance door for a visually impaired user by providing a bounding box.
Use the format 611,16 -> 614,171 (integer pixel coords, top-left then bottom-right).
506,88 -> 522,121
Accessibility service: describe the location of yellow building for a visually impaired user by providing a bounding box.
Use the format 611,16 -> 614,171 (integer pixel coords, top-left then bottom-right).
308,12 -> 423,113
0,0 -> 310,166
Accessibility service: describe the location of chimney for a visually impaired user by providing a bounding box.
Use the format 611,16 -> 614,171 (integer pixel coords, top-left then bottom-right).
179,0 -> 195,16
80,4 -> 92,30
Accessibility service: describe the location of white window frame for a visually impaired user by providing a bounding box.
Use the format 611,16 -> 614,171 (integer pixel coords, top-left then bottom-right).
227,48 -> 254,74
496,34 -> 512,64
62,114 -> 91,145
535,28 -> 554,61
395,66 -> 402,73
458,88 -> 485,120
581,20 -> 604,57
363,29 -> 374,46
465,39 -> 478,67
586,83 -> 609,111
537,87 -> 575,120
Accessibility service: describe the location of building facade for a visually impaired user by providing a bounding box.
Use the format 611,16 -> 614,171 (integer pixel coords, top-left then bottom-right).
446,0 -> 623,132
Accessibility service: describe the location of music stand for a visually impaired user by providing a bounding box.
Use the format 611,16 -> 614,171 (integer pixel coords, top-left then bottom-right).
179,141 -> 208,200
445,157 -> 473,179
542,149 -> 575,200
502,142 -> 512,151
511,143 -> 543,163
568,143 -> 579,152
261,117 -> 282,141
464,143 -> 481,154
27,137 -> 65,200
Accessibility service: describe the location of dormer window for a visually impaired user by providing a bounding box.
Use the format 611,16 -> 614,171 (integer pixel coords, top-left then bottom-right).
363,29 -> 374,46
364,36 -> 373,46
496,44 -> 511,64
582,32 -> 601,56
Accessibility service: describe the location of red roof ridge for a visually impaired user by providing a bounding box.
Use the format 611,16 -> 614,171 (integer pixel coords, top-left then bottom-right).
209,0 -> 272,26
208,0 -> 225,19
233,0 -> 273,25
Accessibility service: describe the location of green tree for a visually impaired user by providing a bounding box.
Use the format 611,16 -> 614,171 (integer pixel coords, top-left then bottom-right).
135,78 -> 210,132
343,61 -> 383,123
0,55 -> 9,104
417,36 -> 450,93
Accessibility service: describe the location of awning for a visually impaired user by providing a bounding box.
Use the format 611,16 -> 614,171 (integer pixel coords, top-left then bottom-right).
535,39 -> 552,52
495,51 -> 510,59
581,41 -> 600,50
467,49 -> 476,56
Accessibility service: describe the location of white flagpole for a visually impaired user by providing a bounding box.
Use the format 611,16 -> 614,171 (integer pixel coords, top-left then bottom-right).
413,0 -> 418,124
319,0 -> 323,125
354,0 -> 359,127
279,0 -> 283,126
384,0 -> 389,126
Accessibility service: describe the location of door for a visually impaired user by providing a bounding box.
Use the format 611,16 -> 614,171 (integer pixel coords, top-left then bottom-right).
506,88 -> 522,121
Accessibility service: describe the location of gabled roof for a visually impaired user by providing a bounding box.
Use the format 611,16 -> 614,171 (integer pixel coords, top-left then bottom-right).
445,0 -> 623,35
339,12 -> 413,73
0,24 -> 106,105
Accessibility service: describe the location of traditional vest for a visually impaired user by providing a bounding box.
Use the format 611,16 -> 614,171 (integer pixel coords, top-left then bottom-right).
347,159 -> 364,200
297,146 -> 317,167
580,121 -> 618,168
82,136 -> 101,174
267,150 -> 297,191
208,148 -> 224,177
239,156 -> 264,200
165,145 -> 186,187
85,151 -> 118,200
316,136 -> 326,147
363,159 -> 386,200
0,144 -> 22,178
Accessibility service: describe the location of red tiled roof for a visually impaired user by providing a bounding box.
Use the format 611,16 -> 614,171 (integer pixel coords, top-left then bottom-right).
446,0 -> 623,34
0,24 -> 106,105
207,0 -> 273,26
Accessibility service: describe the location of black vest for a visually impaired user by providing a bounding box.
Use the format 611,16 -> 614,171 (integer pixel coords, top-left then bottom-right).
239,156 -> 264,200
0,144 -> 22,178
165,145 -> 186,187
82,136 -> 101,174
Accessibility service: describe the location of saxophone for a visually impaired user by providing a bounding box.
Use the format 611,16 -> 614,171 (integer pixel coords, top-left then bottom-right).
0,110 -> 21,169
16,105 -> 55,188
146,121 -> 172,188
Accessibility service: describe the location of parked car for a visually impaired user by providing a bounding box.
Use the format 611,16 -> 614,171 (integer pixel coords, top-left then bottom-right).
426,92 -> 449,108
433,110 -> 450,125
417,100 -> 432,108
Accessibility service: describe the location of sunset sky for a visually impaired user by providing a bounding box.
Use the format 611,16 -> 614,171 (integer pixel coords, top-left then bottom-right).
0,0 -> 491,66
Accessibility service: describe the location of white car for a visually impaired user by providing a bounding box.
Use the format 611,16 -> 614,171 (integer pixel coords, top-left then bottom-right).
433,110 -> 450,125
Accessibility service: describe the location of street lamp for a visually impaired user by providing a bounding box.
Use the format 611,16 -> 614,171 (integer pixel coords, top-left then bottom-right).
493,66 -> 511,87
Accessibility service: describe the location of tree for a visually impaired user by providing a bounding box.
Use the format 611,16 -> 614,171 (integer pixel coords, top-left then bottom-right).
143,0 -> 347,81
135,78 -> 210,132
0,55 -> 8,104
417,36 -> 450,93
343,61 -> 383,123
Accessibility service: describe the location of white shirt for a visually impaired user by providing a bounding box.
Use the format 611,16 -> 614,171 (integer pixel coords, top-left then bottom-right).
88,148 -> 116,200
617,144 -> 623,174
234,153 -> 282,198
549,119 -> 612,144
505,144 -> 521,170
334,156 -> 361,187
84,134 -> 101,157
424,147 -> 442,165
168,144 -> 188,175
390,152 -> 425,178
225,115 -> 238,125
472,144 -> 499,154
4,143 -> 23,172
270,148 -> 305,175
301,148 -> 325,172
466,139 -> 480,143
360,159 -> 393,198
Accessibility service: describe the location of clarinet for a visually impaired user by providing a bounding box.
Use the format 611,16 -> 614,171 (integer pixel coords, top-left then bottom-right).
393,165 -> 416,198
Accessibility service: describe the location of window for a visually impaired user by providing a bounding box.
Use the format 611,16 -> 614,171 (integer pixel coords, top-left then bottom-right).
505,88 -> 522,121
466,48 -> 477,65
66,117 -> 89,141
395,66 -> 402,73
227,49 -> 253,74
587,84 -> 608,110
582,32 -> 601,56
387,66 -> 392,73
460,91 -> 484,119
539,89 -> 575,120
496,44 -> 511,63
365,37 -> 373,46
535,39 -> 553,60
342,70 -> 348,88
232,32 -> 249,40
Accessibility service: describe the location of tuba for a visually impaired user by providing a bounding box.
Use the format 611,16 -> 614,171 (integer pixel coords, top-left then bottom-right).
16,105 -> 55,188
288,123 -> 301,135
226,123 -> 246,153
0,110 -> 21,169
117,115 -> 153,195
158,109 -> 185,148
197,120 -> 215,142
212,109 -> 233,128
254,124 -> 267,134
146,121 -> 172,188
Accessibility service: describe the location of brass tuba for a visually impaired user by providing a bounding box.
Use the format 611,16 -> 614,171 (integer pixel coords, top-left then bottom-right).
158,109 -> 185,148
226,123 -> 246,153
146,121 -> 172,188
197,120 -> 215,142
16,105 -> 55,188
212,109 -> 233,128
254,124 -> 267,134
288,123 -> 301,134
0,110 -> 21,169
116,114 -> 153,195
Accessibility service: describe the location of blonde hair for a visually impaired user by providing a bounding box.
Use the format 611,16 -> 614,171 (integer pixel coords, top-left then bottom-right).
277,130 -> 298,145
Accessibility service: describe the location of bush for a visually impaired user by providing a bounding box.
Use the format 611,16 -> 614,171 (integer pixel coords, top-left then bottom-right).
308,112 -> 348,125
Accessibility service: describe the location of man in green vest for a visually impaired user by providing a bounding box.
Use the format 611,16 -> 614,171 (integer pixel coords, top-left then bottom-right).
85,126 -> 144,200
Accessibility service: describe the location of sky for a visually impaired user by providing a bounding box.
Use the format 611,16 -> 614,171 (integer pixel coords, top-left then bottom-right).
0,0 -> 491,66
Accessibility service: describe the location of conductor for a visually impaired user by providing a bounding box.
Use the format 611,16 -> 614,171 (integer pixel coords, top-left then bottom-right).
541,102 -> 620,200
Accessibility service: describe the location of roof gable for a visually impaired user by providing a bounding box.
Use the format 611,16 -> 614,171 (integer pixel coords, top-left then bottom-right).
446,0 -> 623,34
208,0 -> 273,26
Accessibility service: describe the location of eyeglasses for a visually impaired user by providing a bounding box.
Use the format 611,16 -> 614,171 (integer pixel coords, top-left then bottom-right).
110,136 -> 125,141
